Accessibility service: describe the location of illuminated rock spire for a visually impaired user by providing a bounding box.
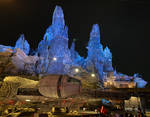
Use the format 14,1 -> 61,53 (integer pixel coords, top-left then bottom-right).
36,5 -> 70,74
85,24 -> 104,80
38,5 -> 69,57
103,46 -> 113,72
52,6 -> 65,28
103,46 -> 112,61
87,24 -> 103,59
90,24 -> 100,41
44,5 -> 68,41
15,34 -> 30,55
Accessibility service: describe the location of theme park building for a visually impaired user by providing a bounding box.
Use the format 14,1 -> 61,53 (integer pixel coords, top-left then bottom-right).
0,6 -> 150,116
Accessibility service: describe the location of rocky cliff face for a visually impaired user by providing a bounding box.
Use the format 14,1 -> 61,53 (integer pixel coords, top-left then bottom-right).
12,48 -> 38,74
0,48 -> 38,80
36,6 -> 71,74
0,51 -> 17,77
84,24 -> 105,80
0,5 -> 147,88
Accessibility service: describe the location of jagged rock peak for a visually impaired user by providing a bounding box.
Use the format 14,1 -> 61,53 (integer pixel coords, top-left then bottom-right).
15,34 -> 30,55
104,46 -> 112,60
90,24 -> 100,38
18,34 -> 25,40
52,5 -> 65,27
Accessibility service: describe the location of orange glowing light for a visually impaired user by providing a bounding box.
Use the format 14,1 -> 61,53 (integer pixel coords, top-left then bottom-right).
100,106 -> 104,113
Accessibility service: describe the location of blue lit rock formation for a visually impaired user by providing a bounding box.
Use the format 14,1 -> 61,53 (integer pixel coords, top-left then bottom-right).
133,74 -> 147,88
36,6 -> 71,74
15,34 -> 30,55
42,6 -> 68,42
0,34 -> 30,55
12,48 -> 38,74
0,45 -> 13,52
70,42 -> 84,66
84,24 -> 104,80
0,5 -> 147,88
103,46 -> 113,72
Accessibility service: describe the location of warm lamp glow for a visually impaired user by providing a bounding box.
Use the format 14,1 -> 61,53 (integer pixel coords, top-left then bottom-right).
91,73 -> 95,77
75,68 -> 79,73
25,99 -> 31,102
53,57 -> 57,61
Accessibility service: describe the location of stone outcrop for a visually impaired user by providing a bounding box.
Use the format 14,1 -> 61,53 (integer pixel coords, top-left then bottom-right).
12,48 -> 38,74
15,34 -> 30,55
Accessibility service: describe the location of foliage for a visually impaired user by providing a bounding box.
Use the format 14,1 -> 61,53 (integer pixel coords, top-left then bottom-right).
0,82 -> 20,98
3,76 -> 39,88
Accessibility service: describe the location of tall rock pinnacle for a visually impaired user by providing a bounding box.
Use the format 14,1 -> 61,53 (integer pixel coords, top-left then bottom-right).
43,5 -> 68,41
104,46 -> 112,60
90,24 -> 100,40
103,46 -> 113,72
85,24 -> 104,80
15,34 -> 30,55
88,24 -> 102,50
37,5 -> 70,74
52,5 -> 65,28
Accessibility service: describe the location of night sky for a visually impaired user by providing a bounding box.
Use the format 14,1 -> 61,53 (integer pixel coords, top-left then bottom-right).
0,0 -> 150,83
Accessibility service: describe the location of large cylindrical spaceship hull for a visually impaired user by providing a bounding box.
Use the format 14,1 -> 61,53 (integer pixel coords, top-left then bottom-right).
39,75 -> 81,98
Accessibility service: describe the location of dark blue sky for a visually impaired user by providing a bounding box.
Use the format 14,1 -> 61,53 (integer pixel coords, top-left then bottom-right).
0,0 -> 150,82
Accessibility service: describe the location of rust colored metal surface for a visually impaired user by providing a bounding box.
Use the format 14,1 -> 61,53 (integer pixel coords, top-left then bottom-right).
39,75 -> 60,98
61,75 -> 81,98
38,75 -> 81,98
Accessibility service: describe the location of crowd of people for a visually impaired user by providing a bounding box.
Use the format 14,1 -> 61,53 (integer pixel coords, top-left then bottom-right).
95,106 -> 146,117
